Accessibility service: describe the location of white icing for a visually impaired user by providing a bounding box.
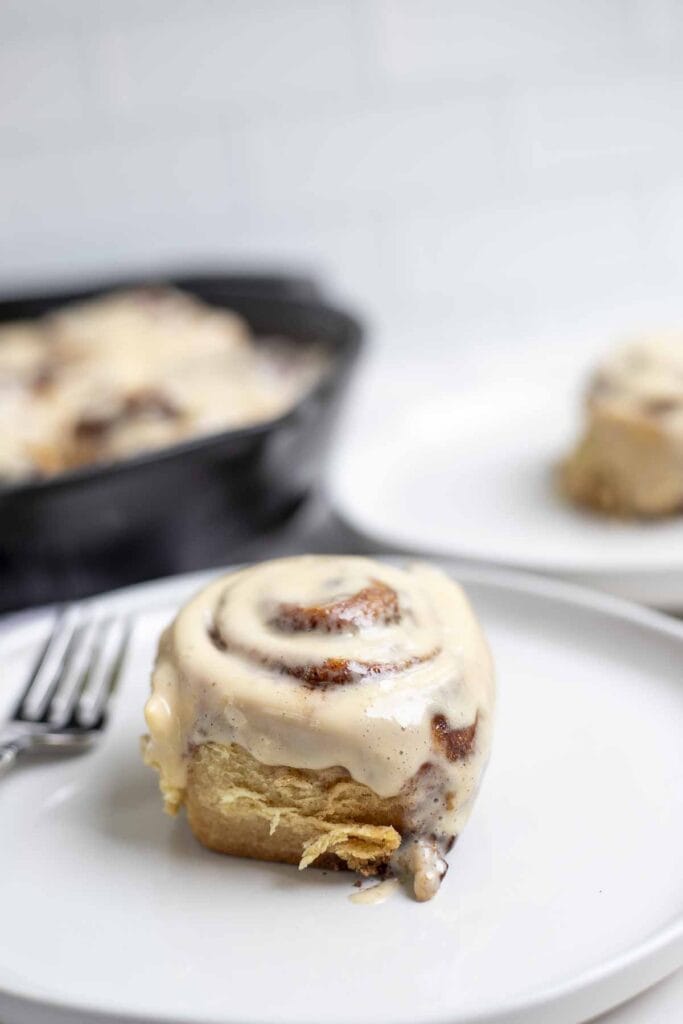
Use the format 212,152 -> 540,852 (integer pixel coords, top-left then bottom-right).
591,335 -> 683,425
349,878 -> 400,905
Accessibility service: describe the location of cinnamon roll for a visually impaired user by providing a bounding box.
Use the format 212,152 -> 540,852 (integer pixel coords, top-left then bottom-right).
0,287 -> 327,483
562,335 -> 683,517
142,555 -> 495,901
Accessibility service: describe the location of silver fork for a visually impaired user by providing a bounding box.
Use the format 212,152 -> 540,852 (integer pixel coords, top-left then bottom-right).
0,609 -> 131,776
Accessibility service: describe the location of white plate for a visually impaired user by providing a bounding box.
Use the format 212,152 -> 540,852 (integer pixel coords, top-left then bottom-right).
0,565 -> 682,1024
329,378 -> 683,609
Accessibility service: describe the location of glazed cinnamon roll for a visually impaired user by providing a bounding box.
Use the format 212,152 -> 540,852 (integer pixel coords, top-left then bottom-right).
0,287 -> 327,483
562,335 -> 683,517
142,556 -> 495,901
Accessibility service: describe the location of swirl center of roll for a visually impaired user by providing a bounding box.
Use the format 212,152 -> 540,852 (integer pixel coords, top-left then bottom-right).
207,561 -> 443,688
270,579 -> 400,634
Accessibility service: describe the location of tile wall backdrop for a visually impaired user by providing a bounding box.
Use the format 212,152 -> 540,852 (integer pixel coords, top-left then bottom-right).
2,0 -> 683,354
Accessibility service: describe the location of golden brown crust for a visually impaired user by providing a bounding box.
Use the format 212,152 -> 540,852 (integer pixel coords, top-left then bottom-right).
184,741 -> 403,874
561,405 -> 683,518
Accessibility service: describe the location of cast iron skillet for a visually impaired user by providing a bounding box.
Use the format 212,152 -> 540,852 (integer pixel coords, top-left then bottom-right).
0,272 -> 363,611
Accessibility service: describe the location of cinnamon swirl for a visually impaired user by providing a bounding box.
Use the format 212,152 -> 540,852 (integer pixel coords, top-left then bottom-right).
142,556 -> 495,901
562,335 -> 683,517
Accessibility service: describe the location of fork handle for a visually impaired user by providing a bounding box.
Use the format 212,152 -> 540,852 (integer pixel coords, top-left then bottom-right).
0,740 -> 21,777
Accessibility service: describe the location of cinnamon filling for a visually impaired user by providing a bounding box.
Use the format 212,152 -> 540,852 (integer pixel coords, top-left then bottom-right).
431,712 -> 479,761
642,397 -> 681,417
208,576 -> 441,687
209,624 -> 438,688
30,363 -> 58,394
270,580 -> 401,634
73,388 -> 181,440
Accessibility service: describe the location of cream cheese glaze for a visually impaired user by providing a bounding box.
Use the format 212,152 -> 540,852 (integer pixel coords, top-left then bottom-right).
144,555 -> 495,897
590,334 -> 683,415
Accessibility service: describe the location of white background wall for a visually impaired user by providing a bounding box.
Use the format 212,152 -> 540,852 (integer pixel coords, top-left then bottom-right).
3,0 -> 683,355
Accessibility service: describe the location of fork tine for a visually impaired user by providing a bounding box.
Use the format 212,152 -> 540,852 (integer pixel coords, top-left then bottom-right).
30,624 -> 86,723
46,618 -> 100,727
13,608 -> 76,722
76,616 -> 131,729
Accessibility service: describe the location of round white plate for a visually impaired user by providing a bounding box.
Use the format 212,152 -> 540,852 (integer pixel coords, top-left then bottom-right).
0,565 -> 682,1024
329,377 -> 683,608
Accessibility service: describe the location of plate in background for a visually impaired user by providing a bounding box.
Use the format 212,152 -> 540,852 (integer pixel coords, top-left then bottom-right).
330,375 -> 683,609
0,563 -> 681,1024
